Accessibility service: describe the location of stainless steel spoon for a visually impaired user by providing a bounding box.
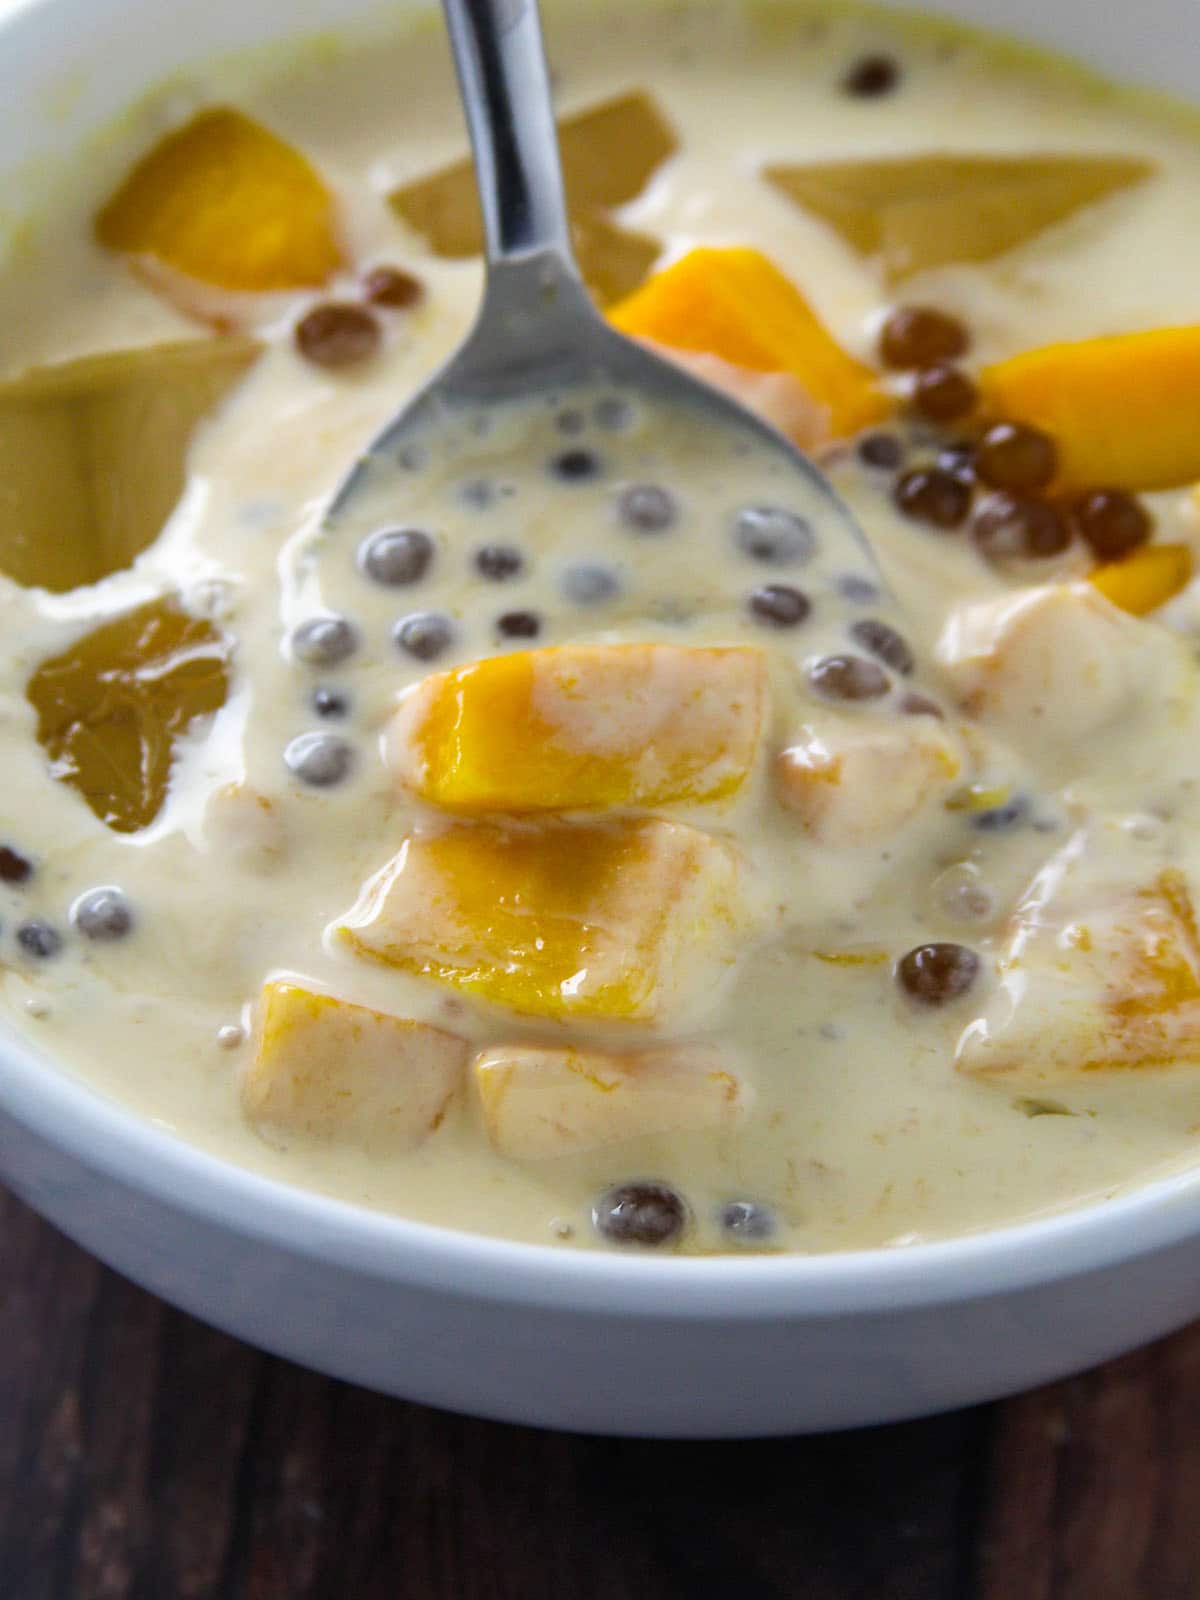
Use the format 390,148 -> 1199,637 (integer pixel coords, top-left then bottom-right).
327,0 -> 884,600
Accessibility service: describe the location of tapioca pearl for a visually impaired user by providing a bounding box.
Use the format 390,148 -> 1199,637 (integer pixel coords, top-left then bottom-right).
910,364 -> 978,424
458,478 -> 496,510
929,863 -> 995,926
898,692 -> 944,719
593,395 -> 635,432
311,687 -> 349,719
294,302 -> 381,369
842,52 -> 901,97
555,407 -> 586,436
837,574 -> 881,605
394,611 -> 455,662
971,793 -> 1030,832
849,618 -> 915,676
560,562 -> 621,606
719,1200 -> 776,1244
217,1023 -> 246,1050
809,653 -> 890,701
361,264 -> 423,309
0,846 -> 32,885
975,422 -> 1058,493
733,505 -> 816,565
72,887 -> 134,942
284,733 -> 355,788
291,615 -> 358,667
618,483 -> 677,534
1068,489 -> 1152,561
972,493 -> 1070,563
749,584 -> 812,628
936,441 -> 977,487
893,467 -> 971,530
856,431 -> 904,470
17,919 -> 62,959
593,1181 -> 688,1247
496,610 -> 541,640
359,526 -> 434,586
896,942 -> 981,1005
551,448 -> 603,482
474,544 -> 525,581
879,306 -> 969,371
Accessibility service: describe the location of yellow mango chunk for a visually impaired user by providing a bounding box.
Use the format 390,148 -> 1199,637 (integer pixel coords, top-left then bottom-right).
959,857 -> 1200,1084
243,982 -> 467,1151
336,817 -> 744,1025
474,1042 -> 748,1159
391,90 -> 675,304
608,247 -> 886,437
27,599 -> 230,833
0,339 -> 259,592
765,154 -> 1153,282
776,715 -> 963,846
981,326 -> 1200,491
389,644 -> 766,814
1090,543 -> 1193,615
95,107 -> 342,292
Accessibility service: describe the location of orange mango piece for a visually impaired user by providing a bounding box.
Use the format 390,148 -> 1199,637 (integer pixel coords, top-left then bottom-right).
608,247 -> 886,437
1090,543 -> 1193,615
95,107 -> 342,292
980,326 -> 1200,491
336,817 -> 744,1025
388,643 -> 766,814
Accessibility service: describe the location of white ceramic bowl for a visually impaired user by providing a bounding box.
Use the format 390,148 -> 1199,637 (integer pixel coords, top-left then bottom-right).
4,0 -> 1200,1439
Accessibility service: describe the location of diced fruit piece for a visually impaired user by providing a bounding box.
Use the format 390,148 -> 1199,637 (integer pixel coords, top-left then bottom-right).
776,714 -> 963,846
958,840 -> 1200,1082
981,326 -> 1200,491
1090,543 -> 1192,615
764,154 -> 1154,282
27,599 -> 230,833
95,107 -> 342,291
389,643 -> 766,813
937,582 -> 1165,748
474,1042 -> 748,1159
243,981 -> 466,1150
390,90 -> 675,304
0,339 -> 260,592
335,817 -> 745,1025
608,247 -> 886,437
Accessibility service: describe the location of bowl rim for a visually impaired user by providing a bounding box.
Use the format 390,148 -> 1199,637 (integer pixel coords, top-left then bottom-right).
6,1017 -> 1200,1319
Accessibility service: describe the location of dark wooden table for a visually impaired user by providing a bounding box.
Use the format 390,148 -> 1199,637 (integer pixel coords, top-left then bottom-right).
4,1183 -> 1198,1600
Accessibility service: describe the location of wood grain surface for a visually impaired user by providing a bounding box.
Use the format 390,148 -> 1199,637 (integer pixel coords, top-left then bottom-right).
3,1183 -> 1198,1600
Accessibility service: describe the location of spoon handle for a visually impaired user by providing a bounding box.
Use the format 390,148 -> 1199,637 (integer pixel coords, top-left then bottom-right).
441,0 -> 578,271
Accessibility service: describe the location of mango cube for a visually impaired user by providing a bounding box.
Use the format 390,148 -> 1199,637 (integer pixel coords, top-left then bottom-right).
958,865 -> 1200,1083
0,339 -> 260,592
474,1042 -> 748,1159
389,643 -> 766,814
336,817 -> 744,1025
243,982 -> 467,1150
608,247 -> 886,437
1090,543 -> 1193,615
981,326 -> 1200,492
95,107 -> 343,293
765,154 -> 1153,282
391,90 -> 675,304
776,715 -> 963,846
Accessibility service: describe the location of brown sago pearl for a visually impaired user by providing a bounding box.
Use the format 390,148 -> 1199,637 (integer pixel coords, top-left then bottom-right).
896,942 -> 980,1005
975,421 -> 1057,493
362,264 -> 424,309
841,53 -> 902,97
911,364 -> 978,423
1069,489 -> 1152,561
809,653 -> 891,701
879,306 -> 969,371
899,692 -> 944,718
972,492 -> 1070,562
849,617 -> 915,675
857,431 -> 904,469
749,584 -> 812,627
295,303 -> 381,369
0,846 -> 32,884
893,467 -> 971,530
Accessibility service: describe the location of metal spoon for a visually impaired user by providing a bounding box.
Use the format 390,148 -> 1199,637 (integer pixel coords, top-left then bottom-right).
327,0 -> 884,604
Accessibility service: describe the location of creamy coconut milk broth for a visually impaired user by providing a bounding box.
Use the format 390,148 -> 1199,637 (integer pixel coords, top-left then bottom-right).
5,1 -> 1200,1251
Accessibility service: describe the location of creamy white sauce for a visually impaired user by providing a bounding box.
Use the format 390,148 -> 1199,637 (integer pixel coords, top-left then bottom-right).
4,0 -> 1200,1252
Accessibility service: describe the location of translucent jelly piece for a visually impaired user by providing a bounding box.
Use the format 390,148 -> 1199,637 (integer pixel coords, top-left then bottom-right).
28,599 -> 230,833
95,107 -> 343,291
0,339 -> 260,593
764,154 -> 1154,280
390,90 -> 676,302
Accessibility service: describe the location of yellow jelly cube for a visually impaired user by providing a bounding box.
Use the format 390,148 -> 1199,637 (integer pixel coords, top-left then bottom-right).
608,247 -> 886,437
336,817 -> 744,1025
981,326 -> 1200,491
474,1042 -> 748,1159
389,643 -> 766,814
95,107 -> 343,292
1090,543 -> 1193,615
243,981 -> 467,1150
